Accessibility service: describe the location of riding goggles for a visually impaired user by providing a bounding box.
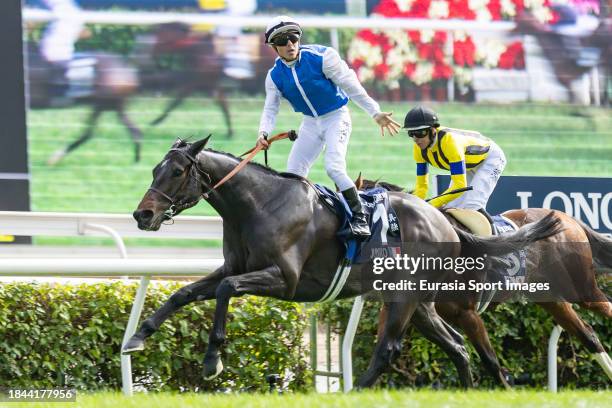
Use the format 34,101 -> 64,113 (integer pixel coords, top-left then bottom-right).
272,33 -> 300,47
408,128 -> 430,139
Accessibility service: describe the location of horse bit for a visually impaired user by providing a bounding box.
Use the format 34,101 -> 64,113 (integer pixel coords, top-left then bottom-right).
147,148 -> 213,223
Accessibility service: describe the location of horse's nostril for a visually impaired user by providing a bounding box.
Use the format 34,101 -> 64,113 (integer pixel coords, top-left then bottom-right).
133,209 -> 154,223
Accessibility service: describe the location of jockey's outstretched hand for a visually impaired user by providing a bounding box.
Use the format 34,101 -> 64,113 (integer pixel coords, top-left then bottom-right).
256,132 -> 270,150
374,112 -> 401,137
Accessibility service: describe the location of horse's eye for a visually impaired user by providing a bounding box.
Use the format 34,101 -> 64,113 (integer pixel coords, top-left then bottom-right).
173,169 -> 183,177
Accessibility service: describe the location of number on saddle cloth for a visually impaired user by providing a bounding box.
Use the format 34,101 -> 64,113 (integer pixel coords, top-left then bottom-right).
312,184 -> 402,265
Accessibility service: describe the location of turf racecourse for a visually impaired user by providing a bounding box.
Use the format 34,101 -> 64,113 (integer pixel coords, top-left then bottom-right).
26,97 -> 611,247
7,390 -> 612,408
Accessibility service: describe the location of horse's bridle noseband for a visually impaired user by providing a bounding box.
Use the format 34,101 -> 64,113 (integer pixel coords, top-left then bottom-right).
147,148 -> 212,221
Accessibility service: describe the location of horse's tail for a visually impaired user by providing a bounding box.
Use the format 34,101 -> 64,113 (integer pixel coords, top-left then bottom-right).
575,219 -> 612,270
454,211 -> 563,257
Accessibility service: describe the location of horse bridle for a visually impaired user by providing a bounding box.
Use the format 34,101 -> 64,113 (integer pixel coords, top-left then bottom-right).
147,131 -> 297,221
147,148 -> 212,221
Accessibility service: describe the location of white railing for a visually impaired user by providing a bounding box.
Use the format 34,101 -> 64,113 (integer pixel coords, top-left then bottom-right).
23,8 -> 515,32
22,7 -> 515,62
0,211 -> 222,240
0,211 -> 223,396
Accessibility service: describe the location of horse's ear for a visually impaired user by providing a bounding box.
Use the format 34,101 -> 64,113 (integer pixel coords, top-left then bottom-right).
355,172 -> 363,190
171,138 -> 184,148
188,134 -> 211,157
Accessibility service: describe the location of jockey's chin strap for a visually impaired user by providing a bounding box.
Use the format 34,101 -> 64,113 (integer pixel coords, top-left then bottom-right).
200,130 -> 297,199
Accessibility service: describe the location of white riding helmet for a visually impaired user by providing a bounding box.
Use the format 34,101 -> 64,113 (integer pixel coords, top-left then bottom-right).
264,15 -> 302,45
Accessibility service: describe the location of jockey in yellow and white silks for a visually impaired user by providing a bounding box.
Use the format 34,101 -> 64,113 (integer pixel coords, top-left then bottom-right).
255,16 -> 401,238
404,106 -> 507,212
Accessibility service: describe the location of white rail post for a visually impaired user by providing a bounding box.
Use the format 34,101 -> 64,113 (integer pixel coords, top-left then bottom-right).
81,221 -> 138,396
121,276 -> 150,396
80,223 -> 127,258
548,325 -> 563,392
330,28 -> 340,51
342,295 -> 364,392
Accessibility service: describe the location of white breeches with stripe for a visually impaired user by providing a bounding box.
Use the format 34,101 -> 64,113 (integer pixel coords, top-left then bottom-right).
286,105 -> 355,191
445,143 -> 507,210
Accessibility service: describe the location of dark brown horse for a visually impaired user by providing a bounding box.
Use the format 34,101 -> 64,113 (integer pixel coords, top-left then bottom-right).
359,178 -> 612,387
514,11 -> 611,104
146,23 -> 276,137
122,137 -> 560,388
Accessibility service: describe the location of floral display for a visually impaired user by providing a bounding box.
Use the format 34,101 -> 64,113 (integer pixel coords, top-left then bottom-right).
347,0 -> 559,97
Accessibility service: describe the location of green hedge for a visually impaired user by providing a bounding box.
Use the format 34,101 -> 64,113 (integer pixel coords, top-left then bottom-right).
1,282 -> 609,392
0,282 -> 310,392
319,298 -> 611,389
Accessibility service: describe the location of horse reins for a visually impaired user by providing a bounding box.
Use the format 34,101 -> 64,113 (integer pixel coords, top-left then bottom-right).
201,129 -> 297,199
148,130 -> 297,220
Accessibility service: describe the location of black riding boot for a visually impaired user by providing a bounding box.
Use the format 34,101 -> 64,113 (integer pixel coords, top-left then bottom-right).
342,187 -> 371,239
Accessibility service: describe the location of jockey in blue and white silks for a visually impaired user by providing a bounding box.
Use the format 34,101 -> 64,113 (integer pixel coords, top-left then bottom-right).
256,15 -> 401,238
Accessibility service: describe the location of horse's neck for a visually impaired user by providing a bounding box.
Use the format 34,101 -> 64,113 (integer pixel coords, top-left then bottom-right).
201,151 -> 274,221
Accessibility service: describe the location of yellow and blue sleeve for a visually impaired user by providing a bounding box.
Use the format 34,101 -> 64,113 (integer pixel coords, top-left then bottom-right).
429,135 -> 467,208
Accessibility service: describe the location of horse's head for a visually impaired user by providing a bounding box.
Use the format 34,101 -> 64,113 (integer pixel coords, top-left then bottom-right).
133,136 -> 211,230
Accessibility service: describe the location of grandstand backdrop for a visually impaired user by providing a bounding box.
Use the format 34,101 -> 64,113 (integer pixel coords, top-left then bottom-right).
18,0 -> 612,246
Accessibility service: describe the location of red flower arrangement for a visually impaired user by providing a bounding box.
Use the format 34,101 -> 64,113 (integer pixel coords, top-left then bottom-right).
498,41 -> 525,69
347,0 -> 556,89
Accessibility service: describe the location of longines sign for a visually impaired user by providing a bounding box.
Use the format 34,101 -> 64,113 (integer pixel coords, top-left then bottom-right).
435,176 -> 612,235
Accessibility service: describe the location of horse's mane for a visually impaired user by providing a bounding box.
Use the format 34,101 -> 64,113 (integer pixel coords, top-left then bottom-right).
204,148 -> 286,178
361,178 -> 406,192
171,138 -> 286,179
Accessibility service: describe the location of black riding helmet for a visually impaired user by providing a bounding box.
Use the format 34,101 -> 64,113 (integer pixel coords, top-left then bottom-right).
403,106 -> 440,131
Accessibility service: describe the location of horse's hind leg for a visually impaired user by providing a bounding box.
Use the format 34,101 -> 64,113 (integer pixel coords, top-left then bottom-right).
116,103 -> 143,162
122,269 -> 225,354
581,297 -> 612,319
356,301 -> 418,388
411,303 -> 474,388
578,266 -> 612,319
537,301 -> 612,381
444,305 -> 512,388
47,107 -> 103,165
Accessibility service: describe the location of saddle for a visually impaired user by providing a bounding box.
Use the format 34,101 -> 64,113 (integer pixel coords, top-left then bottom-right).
446,208 -> 493,236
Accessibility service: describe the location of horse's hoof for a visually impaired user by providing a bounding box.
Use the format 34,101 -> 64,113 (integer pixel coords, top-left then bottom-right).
122,335 -> 145,354
203,358 -> 224,380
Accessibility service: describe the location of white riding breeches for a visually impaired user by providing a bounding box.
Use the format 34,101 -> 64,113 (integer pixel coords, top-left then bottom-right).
445,142 -> 507,210
287,106 -> 355,191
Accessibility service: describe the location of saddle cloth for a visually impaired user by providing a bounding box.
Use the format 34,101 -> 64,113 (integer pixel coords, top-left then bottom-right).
477,214 -> 527,313
313,184 -> 402,302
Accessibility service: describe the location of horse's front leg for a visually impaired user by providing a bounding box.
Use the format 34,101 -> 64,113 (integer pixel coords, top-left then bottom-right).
203,265 -> 289,379
123,268 -> 225,353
